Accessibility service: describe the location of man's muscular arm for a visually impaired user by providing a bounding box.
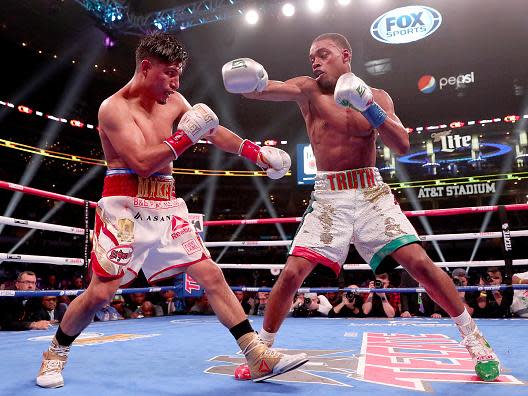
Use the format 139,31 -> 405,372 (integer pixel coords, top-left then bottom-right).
98,99 -> 176,177
374,91 -> 410,155
222,57 -> 308,102
243,78 -> 308,102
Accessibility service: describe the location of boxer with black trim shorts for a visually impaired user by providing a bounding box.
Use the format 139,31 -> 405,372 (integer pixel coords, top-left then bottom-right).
223,33 -> 500,382
35,32 -> 306,389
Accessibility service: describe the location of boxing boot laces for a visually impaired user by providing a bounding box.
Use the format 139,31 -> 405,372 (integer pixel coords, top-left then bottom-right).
236,332 -> 308,382
36,338 -> 70,388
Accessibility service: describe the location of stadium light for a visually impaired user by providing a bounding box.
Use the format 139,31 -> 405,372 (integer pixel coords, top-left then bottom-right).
245,9 -> 259,25
307,0 -> 325,13
282,3 -> 295,17
337,0 -> 351,5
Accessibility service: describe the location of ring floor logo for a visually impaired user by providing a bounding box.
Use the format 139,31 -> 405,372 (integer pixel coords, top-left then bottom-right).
371,6 -> 442,44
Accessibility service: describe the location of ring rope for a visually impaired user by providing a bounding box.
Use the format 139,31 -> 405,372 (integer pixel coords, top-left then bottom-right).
1,213 -> 527,243
2,179 -> 528,221
1,252 -> 528,270
2,284 -> 528,299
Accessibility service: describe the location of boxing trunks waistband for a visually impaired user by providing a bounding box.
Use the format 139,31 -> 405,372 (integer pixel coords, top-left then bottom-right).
102,168 -> 175,201
314,167 -> 383,191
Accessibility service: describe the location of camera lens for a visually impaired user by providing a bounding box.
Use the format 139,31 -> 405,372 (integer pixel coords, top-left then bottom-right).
375,280 -> 383,288
345,291 -> 354,300
453,278 -> 462,286
304,297 -> 311,305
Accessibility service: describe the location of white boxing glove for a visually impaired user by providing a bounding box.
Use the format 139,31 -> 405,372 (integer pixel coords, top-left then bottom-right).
164,103 -> 219,159
222,58 -> 268,94
238,140 -> 291,179
334,72 -> 387,128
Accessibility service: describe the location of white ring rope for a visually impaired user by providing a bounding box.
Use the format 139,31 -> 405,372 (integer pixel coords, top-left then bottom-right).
0,253 -> 84,266
1,253 -> 527,270
1,214 -> 527,244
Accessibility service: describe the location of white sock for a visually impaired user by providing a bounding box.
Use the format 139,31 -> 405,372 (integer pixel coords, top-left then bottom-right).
452,308 -> 476,336
258,328 -> 276,347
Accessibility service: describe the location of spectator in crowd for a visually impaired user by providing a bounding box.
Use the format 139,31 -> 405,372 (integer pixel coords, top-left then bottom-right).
362,272 -> 399,318
139,301 -> 163,317
94,302 -> 124,321
451,268 -> 476,316
328,285 -> 363,318
249,291 -> 270,316
41,273 -> 60,290
110,295 -> 135,319
30,296 -> 67,323
159,289 -> 186,315
399,270 -> 444,318
471,267 -> 513,318
188,293 -> 214,315
234,290 -> 252,314
291,292 -> 332,317
510,270 -> 528,317
0,271 -> 52,331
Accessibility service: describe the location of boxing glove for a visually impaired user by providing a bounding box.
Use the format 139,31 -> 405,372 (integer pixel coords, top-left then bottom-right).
238,140 -> 291,179
222,58 -> 268,94
164,103 -> 219,159
334,72 -> 387,129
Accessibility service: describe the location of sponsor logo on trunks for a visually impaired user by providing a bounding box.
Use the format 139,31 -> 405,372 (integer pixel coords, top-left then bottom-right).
371,6 -> 442,44
182,239 -> 201,255
134,212 -> 171,222
106,245 -> 133,266
28,332 -> 160,346
133,198 -> 181,209
171,215 -> 190,239
137,177 -> 173,200
326,168 -> 377,190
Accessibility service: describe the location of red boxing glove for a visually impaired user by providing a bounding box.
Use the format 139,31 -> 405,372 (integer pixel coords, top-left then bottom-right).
238,140 -> 291,180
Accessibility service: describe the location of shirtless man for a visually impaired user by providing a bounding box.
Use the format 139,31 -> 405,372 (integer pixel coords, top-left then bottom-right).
35,32 -> 307,388
222,33 -> 500,381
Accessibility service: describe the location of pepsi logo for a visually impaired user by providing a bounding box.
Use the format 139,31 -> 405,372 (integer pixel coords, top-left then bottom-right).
417,75 -> 436,94
371,6 -> 442,44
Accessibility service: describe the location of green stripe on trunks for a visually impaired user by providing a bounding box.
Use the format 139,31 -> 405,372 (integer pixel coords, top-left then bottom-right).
370,234 -> 421,272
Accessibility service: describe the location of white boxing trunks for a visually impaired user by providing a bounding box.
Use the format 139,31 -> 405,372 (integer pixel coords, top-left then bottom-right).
289,167 -> 419,274
91,169 -> 210,286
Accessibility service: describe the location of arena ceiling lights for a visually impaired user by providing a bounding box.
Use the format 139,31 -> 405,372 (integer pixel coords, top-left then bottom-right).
76,0 -> 355,33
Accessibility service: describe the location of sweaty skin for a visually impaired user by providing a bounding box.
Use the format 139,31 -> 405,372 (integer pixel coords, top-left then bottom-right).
244,38 -> 409,171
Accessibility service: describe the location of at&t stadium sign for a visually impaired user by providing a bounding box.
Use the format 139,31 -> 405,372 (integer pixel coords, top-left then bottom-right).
371,6 -> 442,44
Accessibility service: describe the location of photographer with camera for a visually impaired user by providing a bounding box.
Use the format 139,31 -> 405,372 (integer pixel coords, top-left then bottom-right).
362,273 -> 399,318
511,270 -> 528,317
400,269 -> 445,318
451,268 -> 476,316
472,267 -> 513,318
291,292 -> 332,318
328,285 -> 364,318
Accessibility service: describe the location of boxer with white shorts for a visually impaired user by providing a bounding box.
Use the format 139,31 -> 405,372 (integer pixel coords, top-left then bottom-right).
36,32 -> 306,389
223,32 -> 500,381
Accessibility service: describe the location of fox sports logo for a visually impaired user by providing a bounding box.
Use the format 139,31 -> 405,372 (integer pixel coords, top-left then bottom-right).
371,6 -> 442,44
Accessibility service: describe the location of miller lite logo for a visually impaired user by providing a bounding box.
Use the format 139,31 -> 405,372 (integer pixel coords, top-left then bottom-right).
106,245 -> 133,266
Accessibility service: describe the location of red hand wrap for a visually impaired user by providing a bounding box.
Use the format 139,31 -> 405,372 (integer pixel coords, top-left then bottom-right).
238,139 -> 261,164
164,130 -> 194,159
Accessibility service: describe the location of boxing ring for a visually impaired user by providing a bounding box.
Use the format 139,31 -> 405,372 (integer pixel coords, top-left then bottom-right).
1,179 -> 528,395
